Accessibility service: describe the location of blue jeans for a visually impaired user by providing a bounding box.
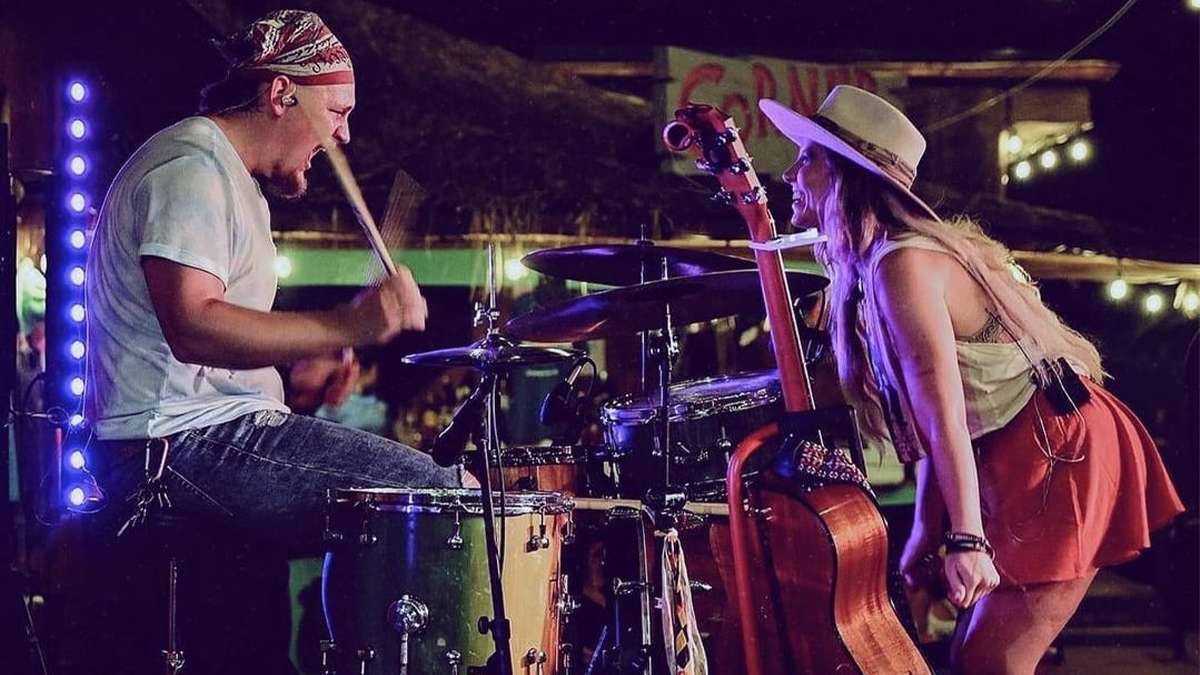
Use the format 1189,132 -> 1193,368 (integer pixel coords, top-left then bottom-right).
81,411 -> 459,674
94,409 -> 461,548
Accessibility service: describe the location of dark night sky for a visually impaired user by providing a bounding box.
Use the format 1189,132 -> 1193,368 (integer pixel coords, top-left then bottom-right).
30,0 -> 1200,258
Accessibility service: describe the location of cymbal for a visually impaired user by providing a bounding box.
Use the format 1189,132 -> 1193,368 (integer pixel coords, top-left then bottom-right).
403,334 -> 583,370
505,270 -> 828,343
521,243 -> 755,286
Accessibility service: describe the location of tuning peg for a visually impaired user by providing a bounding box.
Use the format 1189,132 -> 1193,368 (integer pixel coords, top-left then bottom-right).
711,189 -> 734,206
742,187 -> 766,205
728,157 -> 753,175
711,129 -> 739,147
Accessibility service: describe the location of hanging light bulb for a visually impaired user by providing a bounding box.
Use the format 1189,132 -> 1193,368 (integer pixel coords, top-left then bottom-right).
1013,161 -> 1033,181
1006,133 -> 1023,156
1069,139 -> 1090,162
1107,279 -> 1129,301
1039,150 -> 1058,170
1143,291 -> 1165,315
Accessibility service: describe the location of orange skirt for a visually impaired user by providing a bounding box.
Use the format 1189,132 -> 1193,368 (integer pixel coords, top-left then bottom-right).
974,380 -> 1184,587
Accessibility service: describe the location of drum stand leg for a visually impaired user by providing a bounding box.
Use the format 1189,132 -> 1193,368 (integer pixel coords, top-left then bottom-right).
474,370 -> 515,675
162,557 -> 185,675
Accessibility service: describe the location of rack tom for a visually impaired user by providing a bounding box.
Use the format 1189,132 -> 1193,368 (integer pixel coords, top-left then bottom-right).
601,370 -> 781,498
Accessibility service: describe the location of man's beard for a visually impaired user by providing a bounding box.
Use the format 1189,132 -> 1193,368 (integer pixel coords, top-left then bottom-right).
264,171 -> 308,201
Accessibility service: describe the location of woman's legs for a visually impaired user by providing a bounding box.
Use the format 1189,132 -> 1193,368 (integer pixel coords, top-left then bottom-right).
950,571 -> 1097,675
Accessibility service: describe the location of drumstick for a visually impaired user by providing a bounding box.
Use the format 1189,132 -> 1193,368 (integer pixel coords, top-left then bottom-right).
322,143 -> 398,278
294,90 -> 397,277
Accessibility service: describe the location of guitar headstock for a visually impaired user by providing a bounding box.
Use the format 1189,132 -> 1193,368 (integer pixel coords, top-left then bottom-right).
663,103 -> 775,240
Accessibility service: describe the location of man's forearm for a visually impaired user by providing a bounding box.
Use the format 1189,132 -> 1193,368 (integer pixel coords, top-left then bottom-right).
168,299 -> 359,369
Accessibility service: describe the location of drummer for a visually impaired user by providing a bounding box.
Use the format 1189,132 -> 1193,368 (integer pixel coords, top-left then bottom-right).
82,10 -> 468,671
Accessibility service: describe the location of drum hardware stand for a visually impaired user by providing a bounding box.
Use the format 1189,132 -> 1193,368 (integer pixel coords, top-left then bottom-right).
469,243 -> 515,675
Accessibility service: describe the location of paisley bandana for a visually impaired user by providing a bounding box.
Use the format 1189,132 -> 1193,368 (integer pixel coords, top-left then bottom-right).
217,10 -> 353,85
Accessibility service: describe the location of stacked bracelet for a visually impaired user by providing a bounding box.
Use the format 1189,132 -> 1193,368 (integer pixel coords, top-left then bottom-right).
943,531 -> 995,559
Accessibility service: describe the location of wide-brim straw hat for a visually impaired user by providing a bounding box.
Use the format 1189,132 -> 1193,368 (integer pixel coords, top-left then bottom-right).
759,86 -> 940,221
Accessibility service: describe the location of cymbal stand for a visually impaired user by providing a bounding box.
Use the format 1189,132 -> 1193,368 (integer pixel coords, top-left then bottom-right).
472,243 -> 514,675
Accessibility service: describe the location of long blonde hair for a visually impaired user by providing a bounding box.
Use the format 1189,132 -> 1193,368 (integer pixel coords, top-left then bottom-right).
812,152 -> 1104,439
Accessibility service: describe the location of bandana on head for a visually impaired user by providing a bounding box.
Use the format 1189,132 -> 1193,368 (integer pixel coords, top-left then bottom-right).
216,10 -> 353,85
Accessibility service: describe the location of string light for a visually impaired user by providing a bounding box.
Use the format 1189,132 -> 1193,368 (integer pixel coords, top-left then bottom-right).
1005,133 -> 1023,156
1183,292 -> 1200,313
1143,291 -> 1165,315
273,254 -> 293,279
1039,150 -> 1059,169
1068,140 -> 1090,162
1013,161 -> 1033,181
504,257 -> 528,282
1107,279 -> 1129,301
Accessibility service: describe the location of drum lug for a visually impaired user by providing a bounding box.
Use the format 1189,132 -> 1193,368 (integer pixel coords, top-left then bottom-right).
562,511 -> 576,545
323,490 -> 343,543
359,510 -> 376,546
356,647 -> 375,675
526,511 -> 550,552
556,573 -> 580,620
523,648 -> 548,674
612,577 -> 647,597
319,639 -> 338,675
387,595 -> 430,635
445,649 -> 462,675
558,643 -> 573,675
446,510 -> 464,550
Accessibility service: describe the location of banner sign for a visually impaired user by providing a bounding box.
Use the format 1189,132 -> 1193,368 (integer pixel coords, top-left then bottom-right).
659,47 -> 908,176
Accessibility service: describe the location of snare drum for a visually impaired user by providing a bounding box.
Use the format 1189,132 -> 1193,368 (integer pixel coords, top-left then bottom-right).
601,371 -> 781,496
322,488 -> 574,674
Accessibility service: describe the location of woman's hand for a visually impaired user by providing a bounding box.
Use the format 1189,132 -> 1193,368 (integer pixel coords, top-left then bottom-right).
944,550 -> 1000,609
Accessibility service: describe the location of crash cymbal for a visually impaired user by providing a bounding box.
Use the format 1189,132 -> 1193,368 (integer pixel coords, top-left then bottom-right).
504,269 -> 828,343
521,243 -> 755,286
403,334 -> 583,370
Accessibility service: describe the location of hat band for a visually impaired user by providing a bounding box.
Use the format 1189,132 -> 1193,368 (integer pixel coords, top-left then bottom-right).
812,116 -> 917,188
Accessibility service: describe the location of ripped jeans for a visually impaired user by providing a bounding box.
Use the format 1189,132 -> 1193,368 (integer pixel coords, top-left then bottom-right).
92,409 -> 462,550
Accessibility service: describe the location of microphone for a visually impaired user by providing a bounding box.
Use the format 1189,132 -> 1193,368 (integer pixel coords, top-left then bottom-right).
539,360 -> 587,426
431,384 -> 488,467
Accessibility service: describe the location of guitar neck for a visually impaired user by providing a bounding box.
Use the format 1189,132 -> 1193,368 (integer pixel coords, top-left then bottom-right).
745,218 -> 815,413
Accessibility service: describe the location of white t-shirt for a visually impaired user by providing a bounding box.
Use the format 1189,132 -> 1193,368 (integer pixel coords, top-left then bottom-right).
85,116 -> 289,440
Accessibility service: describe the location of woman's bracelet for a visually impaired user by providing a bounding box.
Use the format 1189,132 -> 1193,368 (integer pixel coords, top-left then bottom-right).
943,531 -> 995,559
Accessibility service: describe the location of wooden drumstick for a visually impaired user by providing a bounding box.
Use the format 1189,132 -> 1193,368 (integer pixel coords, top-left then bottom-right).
322,143 -> 398,278
294,89 -> 397,277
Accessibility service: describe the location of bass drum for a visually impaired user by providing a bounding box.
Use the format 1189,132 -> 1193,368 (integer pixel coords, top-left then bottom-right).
601,370 -> 781,499
323,488 -> 574,674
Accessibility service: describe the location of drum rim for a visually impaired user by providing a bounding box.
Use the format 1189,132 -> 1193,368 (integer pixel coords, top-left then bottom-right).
334,487 -> 575,515
601,370 -> 781,424
495,444 -> 597,466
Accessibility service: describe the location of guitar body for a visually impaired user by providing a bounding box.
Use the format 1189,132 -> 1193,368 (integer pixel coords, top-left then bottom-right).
758,480 -> 927,674
664,105 -> 929,675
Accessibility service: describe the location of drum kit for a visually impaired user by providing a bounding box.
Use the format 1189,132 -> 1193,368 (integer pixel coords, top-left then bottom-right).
321,240 -> 829,675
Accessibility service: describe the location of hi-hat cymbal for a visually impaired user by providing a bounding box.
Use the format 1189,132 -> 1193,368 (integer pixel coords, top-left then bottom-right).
521,243 -> 755,286
403,334 -> 583,370
505,270 -> 828,343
